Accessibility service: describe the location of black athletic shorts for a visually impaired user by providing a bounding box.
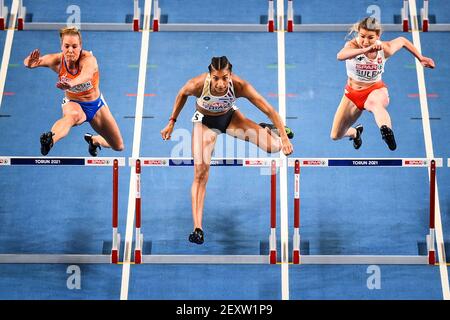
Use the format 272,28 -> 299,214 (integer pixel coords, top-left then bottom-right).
192,107 -> 237,133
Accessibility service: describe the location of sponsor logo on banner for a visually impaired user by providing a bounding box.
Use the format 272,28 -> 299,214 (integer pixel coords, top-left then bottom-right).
404,160 -> 426,166
144,160 -> 167,166
302,160 -> 324,166
245,160 -> 267,166
87,159 -> 110,165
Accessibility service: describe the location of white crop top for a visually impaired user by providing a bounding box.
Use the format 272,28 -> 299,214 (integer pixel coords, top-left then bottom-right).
346,42 -> 386,83
196,73 -> 236,113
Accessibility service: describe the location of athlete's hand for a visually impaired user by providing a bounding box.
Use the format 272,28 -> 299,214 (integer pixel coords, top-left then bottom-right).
161,122 -> 175,140
56,78 -> 72,90
365,42 -> 383,53
25,49 -> 40,68
281,137 -> 293,156
420,56 -> 435,69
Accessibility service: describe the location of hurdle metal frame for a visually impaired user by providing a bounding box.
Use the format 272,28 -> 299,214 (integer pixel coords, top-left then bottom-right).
420,0 -> 450,31
129,157 -> 280,264
286,0 -> 409,32
290,158 -> 442,265
151,0 -> 275,32
15,0 -> 141,31
0,157 -> 125,264
0,0 -> 7,30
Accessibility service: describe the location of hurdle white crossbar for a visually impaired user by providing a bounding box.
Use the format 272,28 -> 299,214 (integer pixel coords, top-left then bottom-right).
142,255 -> 269,264
290,0 -> 408,32
0,0 -> 8,30
0,156 -> 126,166
0,156 -> 125,264
0,254 -> 112,264
152,0 -> 271,32
301,255 -> 428,265
290,158 -> 441,265
287,157 -> 443,168
17,0 -> 140,31
129,157 -> 279,264
129,157 -> 282,167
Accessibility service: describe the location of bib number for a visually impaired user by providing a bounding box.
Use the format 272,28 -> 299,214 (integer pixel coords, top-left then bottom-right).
191,111 -> 204,123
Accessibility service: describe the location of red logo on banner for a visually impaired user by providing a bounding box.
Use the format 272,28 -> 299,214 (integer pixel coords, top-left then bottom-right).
302,160 -> 322,165
405,160 -> 425,166
245,160 -> 265,166
144,160 -> 165,165
87,159 -> 108,165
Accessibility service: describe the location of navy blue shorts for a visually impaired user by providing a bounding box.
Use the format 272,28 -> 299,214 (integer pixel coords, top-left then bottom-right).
62,94 -> 106,122
191,107 -> 237,133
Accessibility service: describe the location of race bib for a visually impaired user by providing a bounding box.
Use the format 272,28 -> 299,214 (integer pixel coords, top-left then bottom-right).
191,111 -> 204,123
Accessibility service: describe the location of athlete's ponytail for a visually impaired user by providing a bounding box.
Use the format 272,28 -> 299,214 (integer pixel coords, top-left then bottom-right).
208,56 -> 233,73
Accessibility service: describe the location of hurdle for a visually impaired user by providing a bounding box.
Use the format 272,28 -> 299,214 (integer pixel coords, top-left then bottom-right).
0,156 -> 125,264
420,0 -> 450,31
0,0 -> 7,30
287,0 -> 409,32
16,0 -> 141,31
129,157 -> 279,264
152,0 -> 275,32
290,158 -> 443,265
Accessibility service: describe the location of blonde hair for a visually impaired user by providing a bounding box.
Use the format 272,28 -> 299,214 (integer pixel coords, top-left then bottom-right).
59,26 -> 82,43
347,17 -> 382,39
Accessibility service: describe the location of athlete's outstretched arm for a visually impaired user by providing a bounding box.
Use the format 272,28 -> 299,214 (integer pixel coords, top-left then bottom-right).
237,79 -> 293,155
383,37 -> 435,68
23,49 -> 60,70
161,78 -> 198,140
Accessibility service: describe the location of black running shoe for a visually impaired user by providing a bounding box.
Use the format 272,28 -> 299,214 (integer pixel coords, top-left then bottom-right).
188,231 -> 196,243
40,131 -> 54,156
84,133 -> 101,157
188,228 -> 204,245
194,228 -> 204,245
380,125 -> 397,151
350,124 -> 363,150
259,123 -> 294,139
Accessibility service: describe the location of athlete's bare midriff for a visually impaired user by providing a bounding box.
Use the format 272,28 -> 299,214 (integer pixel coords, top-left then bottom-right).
347,77 -> 382,90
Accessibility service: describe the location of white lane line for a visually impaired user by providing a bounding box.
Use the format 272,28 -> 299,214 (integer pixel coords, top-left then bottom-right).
120,0 -> 152,300
0,0 -> 19,110
409,0 -> 450,300
276,0 -> 289,301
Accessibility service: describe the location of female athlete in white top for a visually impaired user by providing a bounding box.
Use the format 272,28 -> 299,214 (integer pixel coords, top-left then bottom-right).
331,17 -> 435,150
160,56 -> 294,244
